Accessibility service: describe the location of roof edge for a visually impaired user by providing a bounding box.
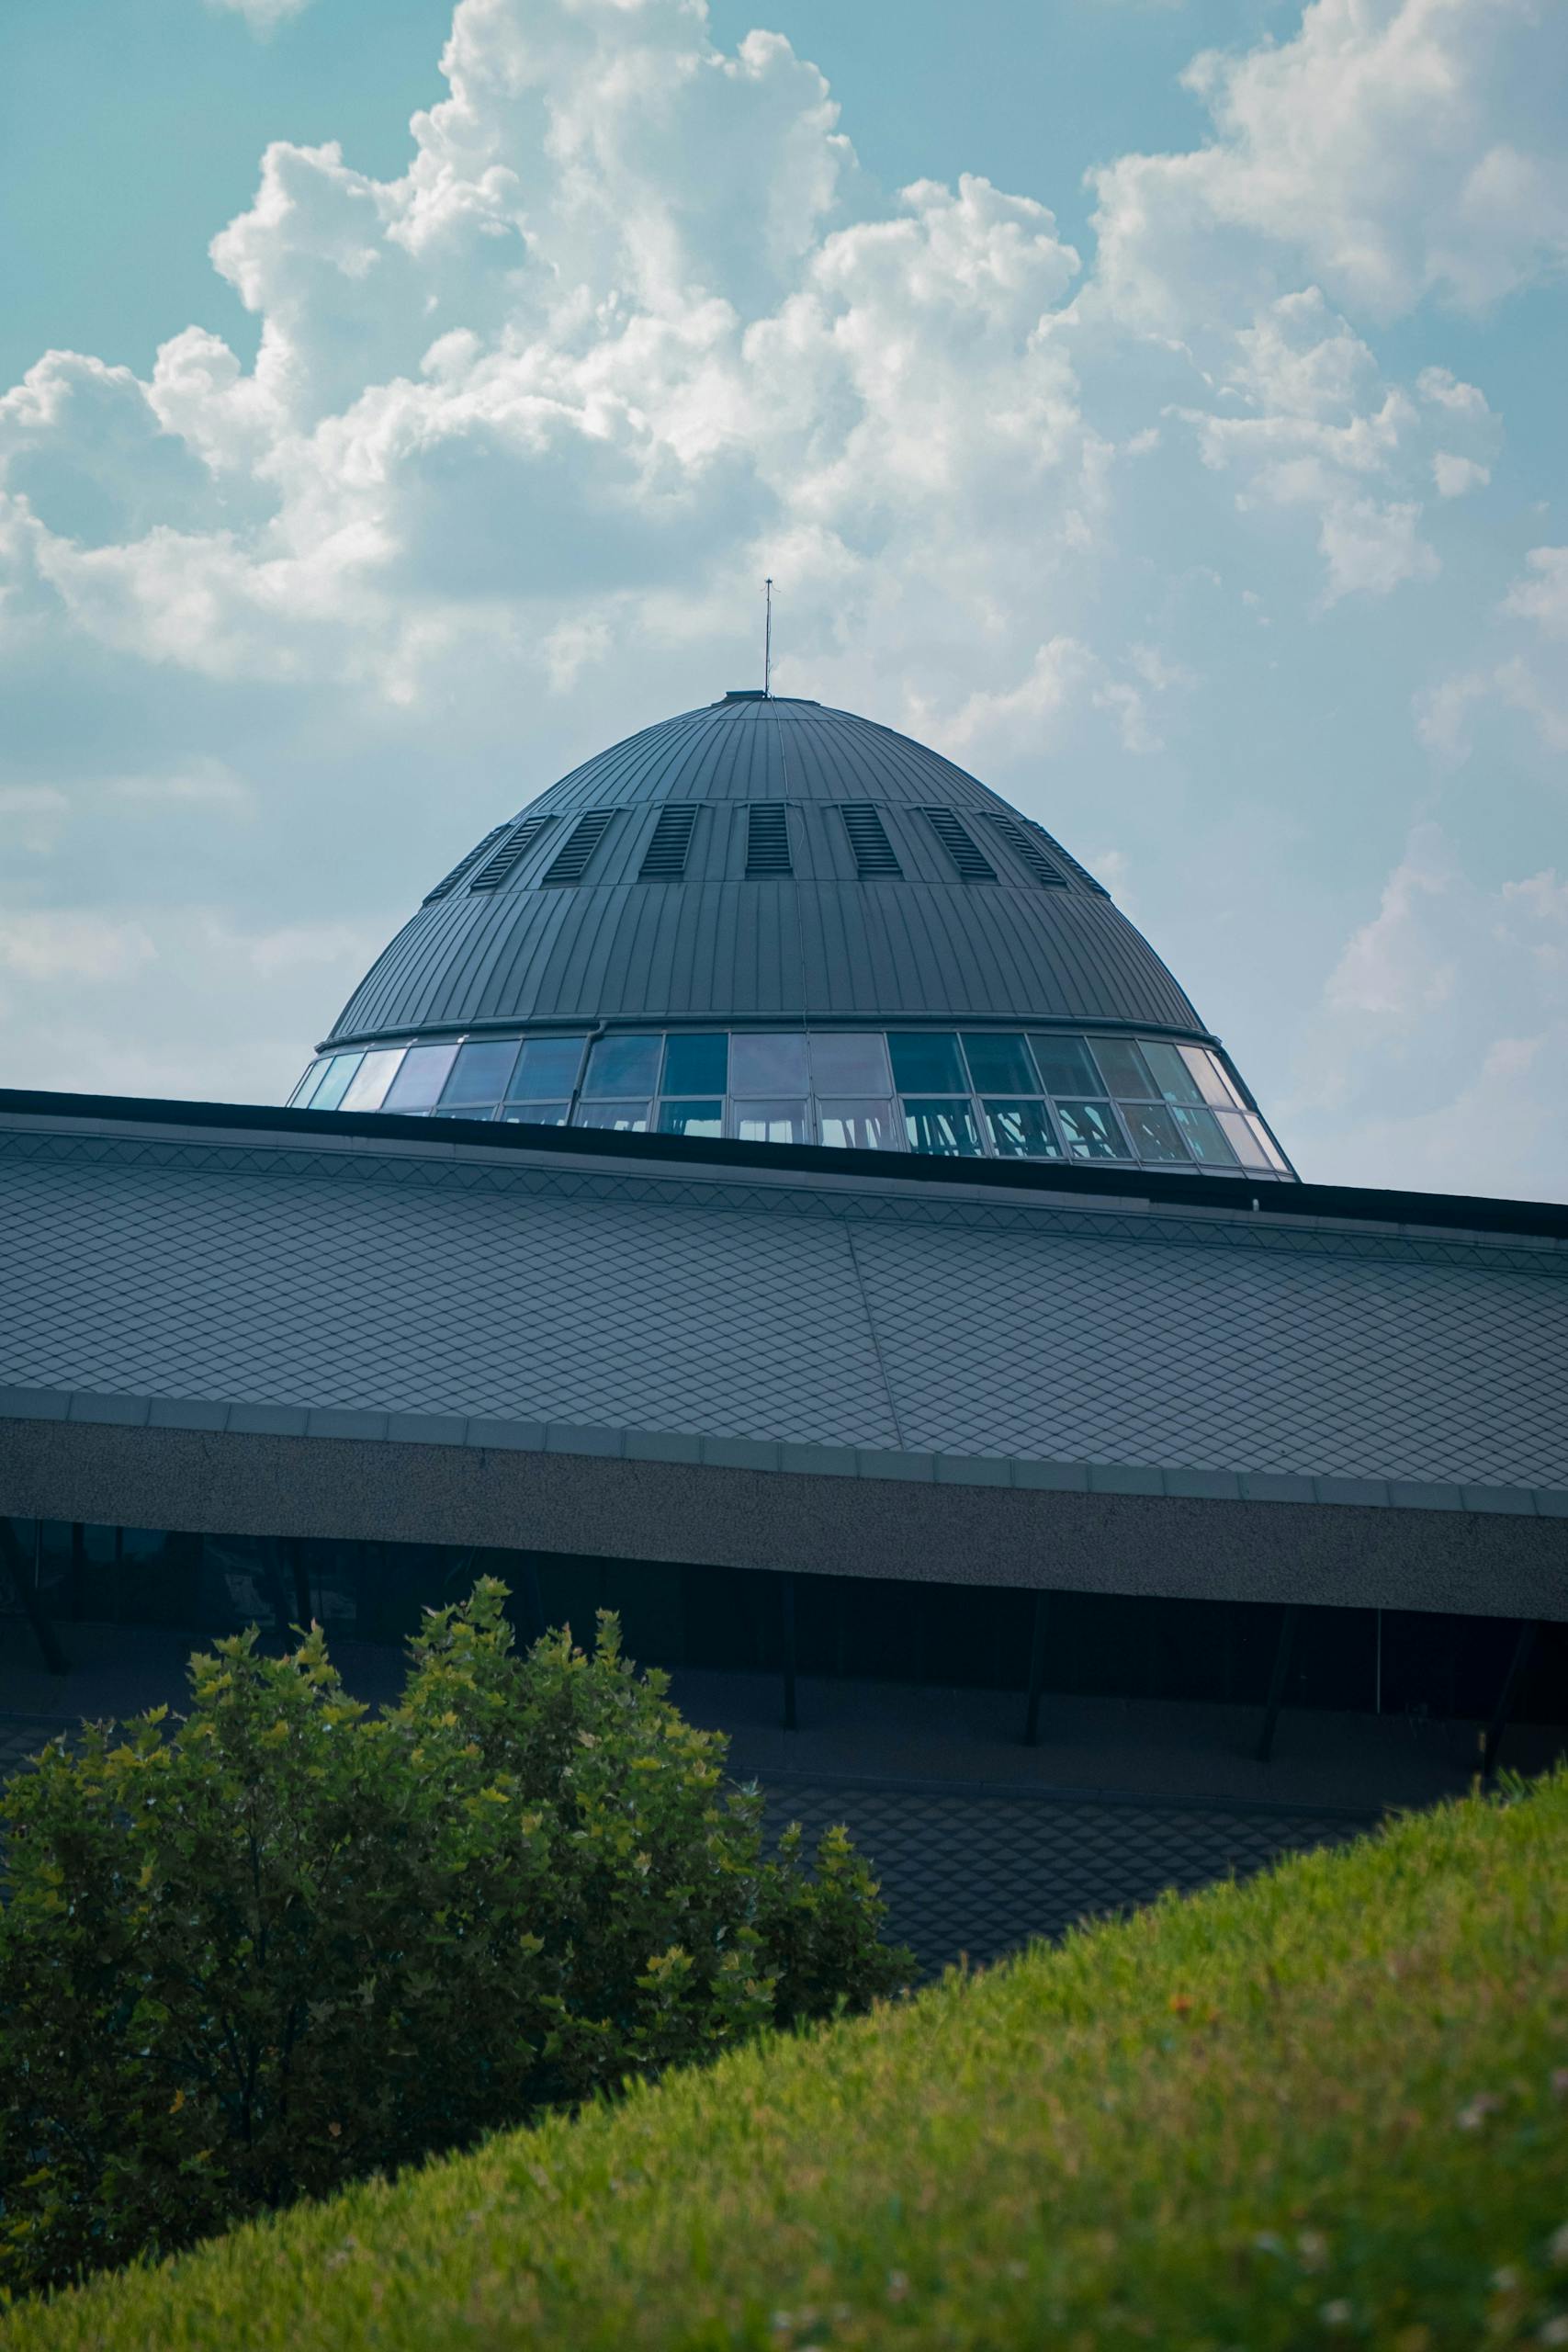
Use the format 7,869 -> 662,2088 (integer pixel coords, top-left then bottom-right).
3,1086 -> 1566,1245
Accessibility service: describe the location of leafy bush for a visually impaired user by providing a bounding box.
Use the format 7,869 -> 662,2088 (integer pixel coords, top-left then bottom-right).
0,1580 -> 908,2295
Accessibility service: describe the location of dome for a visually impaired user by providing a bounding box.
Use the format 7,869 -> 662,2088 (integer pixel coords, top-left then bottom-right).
291,693 -> 1294,1181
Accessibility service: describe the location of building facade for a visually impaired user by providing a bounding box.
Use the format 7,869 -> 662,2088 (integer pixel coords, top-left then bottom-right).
3,693 -> 1564,1964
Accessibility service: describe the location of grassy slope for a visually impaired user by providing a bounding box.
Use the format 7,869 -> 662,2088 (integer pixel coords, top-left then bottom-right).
11,1773 -> 1568,2352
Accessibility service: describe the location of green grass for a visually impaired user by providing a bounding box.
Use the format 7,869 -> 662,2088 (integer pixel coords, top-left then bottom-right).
11,1772 -> 1568,2351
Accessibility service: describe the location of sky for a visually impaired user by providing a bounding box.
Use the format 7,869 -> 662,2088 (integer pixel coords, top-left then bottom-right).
0,0 -> 1564,1201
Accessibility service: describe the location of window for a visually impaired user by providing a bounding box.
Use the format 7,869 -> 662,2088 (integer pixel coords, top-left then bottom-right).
1122,1102 -> 1189,1162
540,809 -> 616,885
1090,1037 -> 1157,1102
745,803 -> 791,876
507,1035 -> 587,1102
730,1032 -> 808,1093
468,816 -> 558,892
1028,1034 -> 1104,1095
637,805 -> 698,880
732,1100 -> 808,1145
309,1054 -> 364,1112
500,1102 -> 570,1127
340,1048 -> 405,1112
1171,1102 -> 1237,1166
889,1032 -> 965,1092
573,1102 -> 649,1132
383,1041 -> 460,1111
1179,1045 -> 1241,1110
919,808 -> 997,880
288,1059 -> 326,1106
1245,1114 -> 1291,1173
582,1034 -> 661,1096
903,1099 -> 982,1157
818,1100 -> 900,1150
838,804 -> 900,876
809,1033 -> 891,1092
983,1100 -> 1061,1159
661,1033 -> 728,1094
960,1033 -> 1038,1093
1055,1099 -> 1130,1160
439,1038 -> 522,1107
657,1101 -> 724,1138
1140,1039 -> 1205,1106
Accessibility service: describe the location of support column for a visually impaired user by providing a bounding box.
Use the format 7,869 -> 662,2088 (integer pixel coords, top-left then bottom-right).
1256,1604 -> 1299,1763
1483,1620 -> 1539,1781
287,1536 -> 312,1630
1022,1590 -> 1050,1747
781,1573 -> 797,1733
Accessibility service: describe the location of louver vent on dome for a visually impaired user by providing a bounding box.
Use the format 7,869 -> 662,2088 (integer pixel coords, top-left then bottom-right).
745,802 -> 792,876
541,809 -> 617,886
637,804 -> 699,880
423,825 -> 510,903
986,811 -> 1068,888
1030,820 -> 1109,897
839,804 -> 901,876
920,808 -> 997,881
468,814 -> 558,891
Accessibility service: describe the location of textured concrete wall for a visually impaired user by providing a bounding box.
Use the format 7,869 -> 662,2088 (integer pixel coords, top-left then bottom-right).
4,1416 -> 1564,1622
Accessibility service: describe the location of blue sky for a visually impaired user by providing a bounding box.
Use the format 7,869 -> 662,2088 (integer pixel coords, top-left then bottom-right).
1,0 -> 1565,1198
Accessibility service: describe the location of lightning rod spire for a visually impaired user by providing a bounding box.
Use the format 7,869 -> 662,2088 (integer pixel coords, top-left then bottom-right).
763,576 -> 773,698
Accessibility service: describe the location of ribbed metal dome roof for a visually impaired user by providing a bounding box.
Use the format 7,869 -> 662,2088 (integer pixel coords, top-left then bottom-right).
325,695 -> 1213,1047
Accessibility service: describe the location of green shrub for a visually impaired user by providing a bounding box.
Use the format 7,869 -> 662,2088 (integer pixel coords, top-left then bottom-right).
0,1580 -> 908,2296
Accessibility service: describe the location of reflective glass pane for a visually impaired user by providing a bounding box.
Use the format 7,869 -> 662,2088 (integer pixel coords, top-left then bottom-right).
310,1053 -> 364,1112
384,1041 -> 460,1111
961,1033 -> 1038,1093
661,1033 -> 728,1095
1055,1099 -> 1130,1159
1171,1102 -> 1236,1166
729,1033 -> 809,1092
572,1101 -> 649,1131
888,1033 -> 964,1091
1093,1037 -> 1157,1102
657,1100 -> 724,1137
809,1032 -> 892,1092
440,1038 -> 522,1106
902,1098 -> 982,1156
1029,1033 -> 1103,1094
509,1035 -> 587,1101
583,1034 -> 661,1096
1141,1039 -> 1204,1105
288,1059 -> 326,1107
340,1047 -> 405,1112
443,1104 -> 498,1122
818,1098 -> 900,1150
1122,1102 -> 1189,1161
731,1098 -> 808,1145
1216,1109 -> 1271,1168
500,1102 -> 570,1126
1245,1114 -> 1291,1173
984,1099 -> 1062,1159
1179,1045 -> 1240,1109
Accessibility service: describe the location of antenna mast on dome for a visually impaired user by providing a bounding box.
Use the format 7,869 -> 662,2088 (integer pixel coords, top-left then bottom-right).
763,576 -> 773,697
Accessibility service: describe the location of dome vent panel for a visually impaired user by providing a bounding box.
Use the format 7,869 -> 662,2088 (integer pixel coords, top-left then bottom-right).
468,813 -> 559,892
541,809 -> 618,886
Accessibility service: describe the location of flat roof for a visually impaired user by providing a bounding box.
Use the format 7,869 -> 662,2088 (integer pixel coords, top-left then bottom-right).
2,1087 -> 1564,1622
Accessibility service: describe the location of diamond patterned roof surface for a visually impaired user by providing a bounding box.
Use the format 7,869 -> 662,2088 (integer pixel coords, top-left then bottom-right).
2,1109 -> 1565,1491
760,1780 -> 1366,1973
